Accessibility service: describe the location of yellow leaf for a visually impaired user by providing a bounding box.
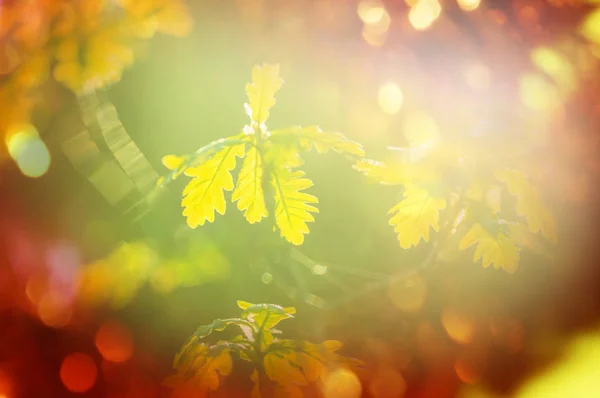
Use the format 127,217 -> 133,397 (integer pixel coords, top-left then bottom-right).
181,144 -> 245,228
270,168 -> 318,245
388,185 -> 446,249
232,145 -> 268,223
162,154 -> 186,170
459,223 -> 521,273
270,126 -> 365,157
203,348 -> 233,390
246,64 -> 283,124
495,169 -> 557,243
264,351 -> 309,386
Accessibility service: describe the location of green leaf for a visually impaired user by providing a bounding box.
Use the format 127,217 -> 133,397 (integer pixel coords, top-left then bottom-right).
270,125 -> 365,157
174,318 -> 251,368
239,302 -> 296,330
388,184 -> 447,249
245,64 -> 283,124
270,167 -> 319,245
459,223 -> 521,273
495,168 -> 557,243
181,143 -> 245,228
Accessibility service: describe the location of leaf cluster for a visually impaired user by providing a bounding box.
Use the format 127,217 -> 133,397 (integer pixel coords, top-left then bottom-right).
165,301 -> 363,397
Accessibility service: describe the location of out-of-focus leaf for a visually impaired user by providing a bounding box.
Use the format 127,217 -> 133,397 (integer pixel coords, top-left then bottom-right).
388,184 -> 447,249
182,143 -> 245,228
245,64 -> 283,124
495,168 -> 557,243
270,168 -> 319,245
459,223 -> 521,272
270,125 -> 365,157
353,159 -> 412,185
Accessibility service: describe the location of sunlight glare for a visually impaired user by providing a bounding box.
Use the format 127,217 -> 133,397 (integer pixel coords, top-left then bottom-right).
6,125 -> 51,178
378,82 -> 404,115
409,0 -> 442,31
458,0 -> 481,12
358,1 -> 386,24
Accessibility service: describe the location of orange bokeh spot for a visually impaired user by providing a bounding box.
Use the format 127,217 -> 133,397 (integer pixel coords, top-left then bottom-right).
60,353 -> 98,393
38,292 -> 72,328
0,369 -> 13,397
441,308 -> 476,345
95,320 -> 134,363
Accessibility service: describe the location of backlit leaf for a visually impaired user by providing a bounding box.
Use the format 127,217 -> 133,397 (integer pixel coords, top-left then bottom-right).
388,184 -> 447,249
264,351 -> 309,386
459,223 -> 521,273
270,168 -> 319,245
245,64 -> 283,124
353,159 -> 411,185
232,144 -> 269,223
270,125 -> 365,157
495,168 -> 557,243
239,302 -> 296,330
181,144 -> 245,228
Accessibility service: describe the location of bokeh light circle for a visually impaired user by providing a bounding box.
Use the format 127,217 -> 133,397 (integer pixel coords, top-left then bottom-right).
322,368 -> 362,398
60,353 -> 98,393
95,320 -> 134,363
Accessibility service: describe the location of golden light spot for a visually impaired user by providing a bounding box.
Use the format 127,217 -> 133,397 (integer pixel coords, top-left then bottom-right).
465,63 -> 491,91
358,1 -> 386,24
378,82 -> 404,115
403,110 -> 440,147
408,0 -> 442,31
458,0 -> 481,11
362,26 -> 387,47
519,73 -> 561,111
322,368 -> 362,398
6,125 -> 51,178
441,308 -> 476,344
531,47 -> 576,92
38,292 -> 72,328
388,274 -> 427,313
95,320 -> 134,363
60,353 -> 98,393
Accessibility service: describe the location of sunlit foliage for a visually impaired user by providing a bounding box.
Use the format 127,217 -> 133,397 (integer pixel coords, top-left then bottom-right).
160,64 -> 364,245
354,145 -> 557,273
166,301 -> 363,397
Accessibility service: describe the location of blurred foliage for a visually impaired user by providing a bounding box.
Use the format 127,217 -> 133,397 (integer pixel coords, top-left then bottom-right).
0,0 -> 192,161
166,301 -> 363,397
78,237 -> 230,308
